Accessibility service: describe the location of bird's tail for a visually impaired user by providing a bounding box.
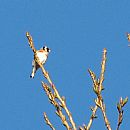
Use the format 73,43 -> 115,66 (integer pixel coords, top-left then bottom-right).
30,71 -> 35,78
30,60 -> 36,78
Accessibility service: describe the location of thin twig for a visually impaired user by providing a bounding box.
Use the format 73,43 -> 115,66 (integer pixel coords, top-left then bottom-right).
116,97 -> 128,130
44,112 -> 56,130
100,103 -> 111,130
98,48 -> 111,130
79,126 -> 84,130
26,32 -> 36,53
42,82 -> 71,130
86,105 -> 98,130
99,48 -> 107,92
40,49 -> 76,130
88,48 -> 112,130
40,64 -> 76,130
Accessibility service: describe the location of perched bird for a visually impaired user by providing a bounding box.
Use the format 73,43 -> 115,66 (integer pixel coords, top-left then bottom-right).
126,32 -> 130,47
126,32 -> 130,41
30,46 -> 51,78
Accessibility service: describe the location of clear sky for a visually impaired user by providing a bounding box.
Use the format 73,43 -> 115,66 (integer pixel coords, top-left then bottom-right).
0,0 -> 130,130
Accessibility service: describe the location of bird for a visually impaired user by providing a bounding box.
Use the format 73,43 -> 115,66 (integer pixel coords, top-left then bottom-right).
126,32 -> 130,47
30,46 -> 51,78
126,32 -> 130,41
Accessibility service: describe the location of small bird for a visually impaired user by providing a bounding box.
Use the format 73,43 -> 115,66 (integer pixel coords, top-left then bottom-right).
30,46 -> 51,78
126,32 -> 130,41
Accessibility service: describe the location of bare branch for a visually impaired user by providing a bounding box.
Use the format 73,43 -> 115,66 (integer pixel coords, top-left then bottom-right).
26,32 -> 76,130
116,97 -> 128,130
88,48 -> 112,130
44,112 -> 55,130
86,105 -> 98,130
42,82 -> 71,130
98,48 -> 111,130
26,32 -> 128,130
26,32 -> 36,53
40,56 -> 76,130
79,126 -> 84,130
99,48 -> 107,92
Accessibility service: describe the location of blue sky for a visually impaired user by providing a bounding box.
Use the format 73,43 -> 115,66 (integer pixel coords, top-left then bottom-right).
0,0 -> 130,130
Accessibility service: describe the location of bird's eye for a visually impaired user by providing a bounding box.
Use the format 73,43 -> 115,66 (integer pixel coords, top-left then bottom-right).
43,46 -> 46,50
47,48 -> 50,52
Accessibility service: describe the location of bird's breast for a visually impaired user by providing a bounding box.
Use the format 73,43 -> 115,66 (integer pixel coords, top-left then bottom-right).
37,52 -> 47,64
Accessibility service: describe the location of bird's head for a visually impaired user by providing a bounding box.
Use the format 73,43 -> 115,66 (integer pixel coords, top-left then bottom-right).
43,46 -> 51,53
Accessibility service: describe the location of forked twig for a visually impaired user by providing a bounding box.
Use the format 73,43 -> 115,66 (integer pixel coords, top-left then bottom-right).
42,82 -> 71,130
98,48 -> 111,130
88,48 -> 112,130
116,97 -> 128,130
86,105 -> 98,130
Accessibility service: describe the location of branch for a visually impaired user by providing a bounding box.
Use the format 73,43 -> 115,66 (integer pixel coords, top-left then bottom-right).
88,48 -> 112,130
26,32 -> 76,130
44,112 -> 56,130
116,97 -> 128,130
86,105 -> 98,130
40,50 -> 76,130
26,32 -> 36,53
79,126 -> 84,130
99,48 -> 107,92
98,48 -> 111,130
51,84 -> 76,130
42,82 -> 71,130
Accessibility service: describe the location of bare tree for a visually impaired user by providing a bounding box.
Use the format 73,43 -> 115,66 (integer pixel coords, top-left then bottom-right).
26,32 -> 128,130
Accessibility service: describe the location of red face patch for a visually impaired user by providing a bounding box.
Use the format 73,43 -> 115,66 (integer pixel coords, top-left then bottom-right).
38,50 -> 44,52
